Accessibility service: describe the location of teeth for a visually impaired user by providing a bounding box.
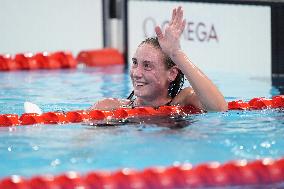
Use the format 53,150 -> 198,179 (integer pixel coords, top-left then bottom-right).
135,82 -> 146,87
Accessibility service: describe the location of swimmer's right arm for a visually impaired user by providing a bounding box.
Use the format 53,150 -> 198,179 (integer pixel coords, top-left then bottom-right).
89,98 -> 131,111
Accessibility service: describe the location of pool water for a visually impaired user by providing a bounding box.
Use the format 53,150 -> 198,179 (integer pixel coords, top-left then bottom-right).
0,66 -> 283,180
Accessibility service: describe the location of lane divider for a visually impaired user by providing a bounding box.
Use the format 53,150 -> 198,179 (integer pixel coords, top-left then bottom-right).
0,51 -> 77,71
76,48 -> 124,67
0,105 -> 202,127
228,96 -> 284,110
1,96 -> 284,127
0,48 -> 125,71
0,96 -> 284,188
0,158 -> 283,188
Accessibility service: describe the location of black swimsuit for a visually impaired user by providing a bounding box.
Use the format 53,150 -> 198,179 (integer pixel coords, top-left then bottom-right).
127,98 -> 173,109
126,91 -> 173,108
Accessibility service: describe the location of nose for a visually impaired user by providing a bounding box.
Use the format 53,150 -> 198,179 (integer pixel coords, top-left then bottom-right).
131,65 -> 143,78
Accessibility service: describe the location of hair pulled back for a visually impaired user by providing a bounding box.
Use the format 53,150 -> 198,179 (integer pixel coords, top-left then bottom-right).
128,37 -> 184,100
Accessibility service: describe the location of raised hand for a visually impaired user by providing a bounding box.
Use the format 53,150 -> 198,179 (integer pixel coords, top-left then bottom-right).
155,6 -> 186,57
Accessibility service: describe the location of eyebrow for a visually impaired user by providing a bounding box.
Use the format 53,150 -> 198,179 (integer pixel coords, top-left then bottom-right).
142,60 -> 153,64
132,58 -> 154,65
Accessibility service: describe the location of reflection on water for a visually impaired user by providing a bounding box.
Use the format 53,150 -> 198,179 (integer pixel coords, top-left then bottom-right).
0,66 -> 130,114
84,115 -> 197,129
1,68 -> 284,180
0,110 -> 284,178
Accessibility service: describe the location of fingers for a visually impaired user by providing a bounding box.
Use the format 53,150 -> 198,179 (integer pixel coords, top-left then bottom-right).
172,7 -> 179,27
170,6 -> 184,30
155,26 -> 164,39
169,8 -> 177,26
176,7 -> 183,27
180,19 -> 186,33
160,7 -> 185,38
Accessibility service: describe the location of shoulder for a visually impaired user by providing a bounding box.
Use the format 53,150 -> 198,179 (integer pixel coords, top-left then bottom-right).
89,98 -> 131,111
172,87 -> 204,109
172,87 -> 194,104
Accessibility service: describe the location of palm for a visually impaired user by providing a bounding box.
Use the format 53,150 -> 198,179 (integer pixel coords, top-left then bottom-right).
155,7 -> 186,57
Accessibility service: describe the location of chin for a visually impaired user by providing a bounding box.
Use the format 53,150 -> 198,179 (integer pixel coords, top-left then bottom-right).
134,90 -> 148,98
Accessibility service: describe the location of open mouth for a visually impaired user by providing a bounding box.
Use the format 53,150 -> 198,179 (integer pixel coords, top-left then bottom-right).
134,82 -> 148,88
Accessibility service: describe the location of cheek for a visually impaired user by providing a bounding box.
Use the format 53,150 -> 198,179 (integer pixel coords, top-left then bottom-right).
150,71 -> 169,86
129,70 -> 134,79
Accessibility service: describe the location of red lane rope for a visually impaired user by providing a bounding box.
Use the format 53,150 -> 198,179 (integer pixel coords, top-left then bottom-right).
0,48 -> 124,71
0,158 -> 283,188
228,96 -> 284,110
0,105 -> 202,127
0,96 -> 284,188
0,96 -> 284,127
0,51 -> 77,71
76,48 -> 124,67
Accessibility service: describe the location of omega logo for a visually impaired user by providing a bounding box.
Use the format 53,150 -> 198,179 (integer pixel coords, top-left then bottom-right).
143,17 -> 218,42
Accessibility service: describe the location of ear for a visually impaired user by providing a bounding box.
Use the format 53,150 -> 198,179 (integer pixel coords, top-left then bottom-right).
168,66 -> 179,82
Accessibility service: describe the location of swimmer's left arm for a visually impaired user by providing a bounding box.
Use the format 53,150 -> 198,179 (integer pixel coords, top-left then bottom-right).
155,6 -> 227,111
171,52 -> 228,111
89,98 -> 131,111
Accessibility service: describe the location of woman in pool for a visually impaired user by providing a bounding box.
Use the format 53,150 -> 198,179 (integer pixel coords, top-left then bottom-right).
24,7 -> 227,114
91,6 -> 227,112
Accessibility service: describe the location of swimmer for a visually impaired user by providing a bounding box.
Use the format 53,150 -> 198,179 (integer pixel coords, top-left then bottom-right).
90,7 -> 227,112
24,7 -> 227,114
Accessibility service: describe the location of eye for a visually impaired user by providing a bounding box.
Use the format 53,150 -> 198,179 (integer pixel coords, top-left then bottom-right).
144,62 -> 152,71
132,58 -> 138,67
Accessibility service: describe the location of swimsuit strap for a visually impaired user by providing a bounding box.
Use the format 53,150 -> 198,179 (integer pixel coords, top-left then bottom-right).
127,91 -> 134,100
126,91 -> 173,108
128,98 -> 136,108
165,98 -> 173,106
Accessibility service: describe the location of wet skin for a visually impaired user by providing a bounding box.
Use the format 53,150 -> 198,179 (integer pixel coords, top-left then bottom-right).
130,43 -> 176,106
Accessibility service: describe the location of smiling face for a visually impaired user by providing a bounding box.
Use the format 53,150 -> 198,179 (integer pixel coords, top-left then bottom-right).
130,43 -> 172,101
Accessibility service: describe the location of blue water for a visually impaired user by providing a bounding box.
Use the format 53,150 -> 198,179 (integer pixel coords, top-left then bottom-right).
0,66 -> 284,181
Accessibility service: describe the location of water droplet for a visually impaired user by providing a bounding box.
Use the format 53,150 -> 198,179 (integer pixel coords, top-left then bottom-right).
86,158 -> 93,163
11,175 -> 22,183
70,158 -> 77,164
260,141 -> 271,148
32,145 -> 39,151
51,159 -> 61,167
271,141 -> 276,145
224,139 -> 231,146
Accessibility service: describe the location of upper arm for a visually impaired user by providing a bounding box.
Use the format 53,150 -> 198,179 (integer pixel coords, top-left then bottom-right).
172,87 -> 204,110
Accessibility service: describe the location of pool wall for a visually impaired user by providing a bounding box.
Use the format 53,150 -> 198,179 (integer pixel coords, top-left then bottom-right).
0,0 -> 104,55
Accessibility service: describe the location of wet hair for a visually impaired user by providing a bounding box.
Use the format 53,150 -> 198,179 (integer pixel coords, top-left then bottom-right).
127,37 -> 185,100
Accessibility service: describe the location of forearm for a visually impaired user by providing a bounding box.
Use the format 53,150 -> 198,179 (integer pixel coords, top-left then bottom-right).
170,50 -> 227,111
